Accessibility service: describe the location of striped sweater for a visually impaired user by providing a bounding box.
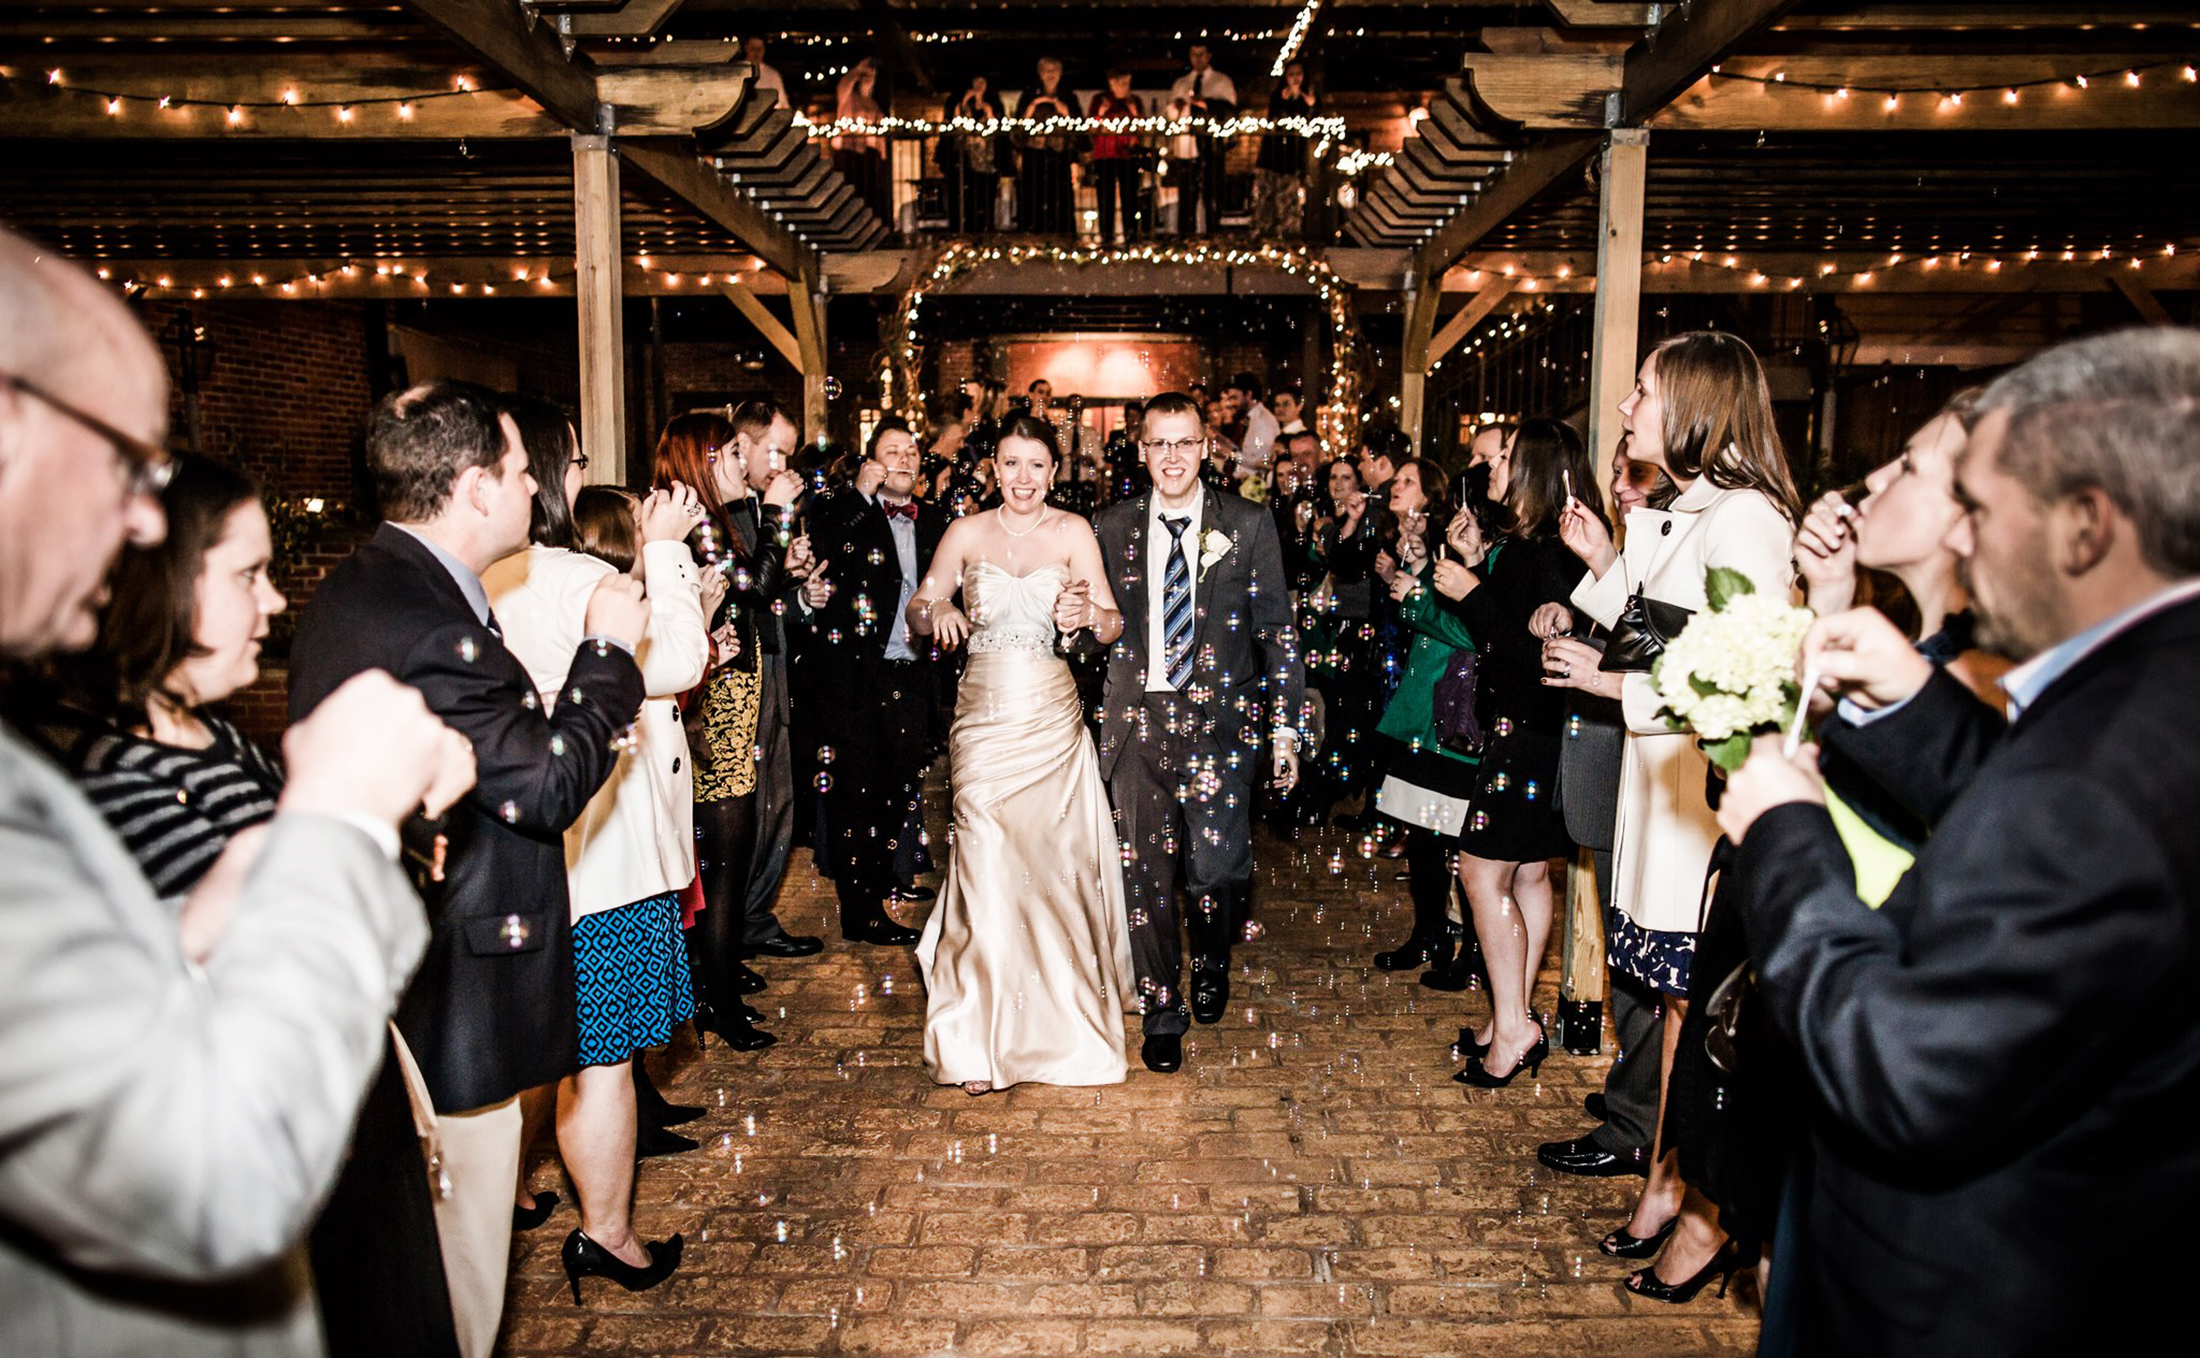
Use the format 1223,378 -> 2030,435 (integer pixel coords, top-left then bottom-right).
73,715 -> 283,897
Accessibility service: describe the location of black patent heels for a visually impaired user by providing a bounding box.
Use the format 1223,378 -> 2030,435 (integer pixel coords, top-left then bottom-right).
561,1228 -> 683,1304
1599,1214 -> 1678,1259
1625,1239 -> 1745,1304
1453,1023 -> 1548,1089
512,1191 -> 559,1231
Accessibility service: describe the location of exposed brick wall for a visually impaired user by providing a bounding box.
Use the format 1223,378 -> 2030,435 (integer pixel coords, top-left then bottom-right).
138,299 -> 372,503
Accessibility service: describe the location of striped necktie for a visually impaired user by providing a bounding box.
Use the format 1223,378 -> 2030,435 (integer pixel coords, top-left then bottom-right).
1161,514 -> 1194,689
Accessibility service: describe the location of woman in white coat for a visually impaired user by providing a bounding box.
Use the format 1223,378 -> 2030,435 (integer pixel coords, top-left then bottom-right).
483,401 -> 715,1302
1540,332 -> 1800,1302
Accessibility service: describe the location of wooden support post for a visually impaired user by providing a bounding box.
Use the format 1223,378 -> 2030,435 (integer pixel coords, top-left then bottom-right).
787,263 -> 829,445
571,133 -> 626,484
1399,272 -> 1442,454
1584,129 -> 1648,501
1561,128 -> 1647,1017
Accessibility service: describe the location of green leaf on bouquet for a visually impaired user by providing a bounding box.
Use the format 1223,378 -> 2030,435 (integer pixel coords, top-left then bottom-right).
1704,566 -> 1756,612
1689,674 -> 1720,697
1703,730 -> 1754,773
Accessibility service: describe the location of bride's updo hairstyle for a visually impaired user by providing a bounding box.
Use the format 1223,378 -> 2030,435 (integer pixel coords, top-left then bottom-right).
1646,331 -> 1802,521
997,413 -> 1060,469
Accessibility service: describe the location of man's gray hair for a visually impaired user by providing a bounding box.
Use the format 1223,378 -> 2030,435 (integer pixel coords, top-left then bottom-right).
1979,327 -> 2200,578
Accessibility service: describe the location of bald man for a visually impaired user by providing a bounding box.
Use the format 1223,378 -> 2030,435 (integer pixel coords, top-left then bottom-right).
0,226 -> 469,1356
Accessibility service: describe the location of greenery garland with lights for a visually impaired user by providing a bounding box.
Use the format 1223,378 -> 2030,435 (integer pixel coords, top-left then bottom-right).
888,240 -> 1368,456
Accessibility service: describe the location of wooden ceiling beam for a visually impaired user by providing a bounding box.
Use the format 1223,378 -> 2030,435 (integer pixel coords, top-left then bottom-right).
1618,0 -> 1806,127
564,0 -> 687,38
401,0 -> 604,132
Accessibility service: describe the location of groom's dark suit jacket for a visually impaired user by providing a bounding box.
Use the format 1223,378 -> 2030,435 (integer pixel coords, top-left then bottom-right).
1090,485 -> 1307,780
1734,595 -> 2200,1357
288,524 -> 643,1112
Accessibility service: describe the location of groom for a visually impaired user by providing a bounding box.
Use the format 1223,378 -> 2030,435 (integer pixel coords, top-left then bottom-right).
1090,391 -> 1306,1073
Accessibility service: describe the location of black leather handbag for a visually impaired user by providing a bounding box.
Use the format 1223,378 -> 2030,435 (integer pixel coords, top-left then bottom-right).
1598,593 -> 1695,672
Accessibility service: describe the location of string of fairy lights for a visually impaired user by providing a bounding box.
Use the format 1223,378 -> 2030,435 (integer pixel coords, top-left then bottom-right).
1271,1 -> 1323,78
1701,57 -> 2199,107
800,111 -> 1351,142
13,66 -> 505,125
887,240 -> 1368,454
90,230 -> 2192,310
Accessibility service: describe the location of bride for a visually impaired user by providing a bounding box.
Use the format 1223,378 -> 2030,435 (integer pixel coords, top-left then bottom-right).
907,414 -> 1135,1093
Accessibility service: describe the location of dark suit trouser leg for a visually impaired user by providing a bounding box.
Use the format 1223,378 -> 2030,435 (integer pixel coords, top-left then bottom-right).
742,653 -> 795,943
827,663 -> 931,933
1592,854 -> 1660,1154
1115,696 -> 1252,1035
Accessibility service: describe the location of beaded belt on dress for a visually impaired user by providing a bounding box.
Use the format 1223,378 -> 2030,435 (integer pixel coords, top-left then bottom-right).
966,623 -> 1055,656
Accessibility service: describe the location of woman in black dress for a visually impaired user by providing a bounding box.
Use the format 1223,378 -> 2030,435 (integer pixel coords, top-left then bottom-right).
1432,419 -> 1606,1087
1017,57 -> 1078,234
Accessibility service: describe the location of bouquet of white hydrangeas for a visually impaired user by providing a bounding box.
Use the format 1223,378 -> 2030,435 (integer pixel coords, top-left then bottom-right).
1650,567 -> 1815,772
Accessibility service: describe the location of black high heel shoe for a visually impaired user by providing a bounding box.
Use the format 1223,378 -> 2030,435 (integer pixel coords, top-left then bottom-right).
561,1228 -> 682,1304
631,1063 -> 704,1129
1452,1026 -> 1490,1061
1624,1239 -> 1744,1304
512,1190 -> 559,1231
1598,1215 -> 1678,1259
732,960 -> 769,995
1453,1025 -> 1548,1089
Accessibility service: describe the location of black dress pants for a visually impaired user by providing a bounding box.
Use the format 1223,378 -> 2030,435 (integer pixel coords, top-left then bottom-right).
822,660 -> 936,932
1110,692 -> 1255,1035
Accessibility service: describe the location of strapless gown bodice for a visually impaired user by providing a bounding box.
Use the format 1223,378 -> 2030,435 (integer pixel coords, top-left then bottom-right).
963,561 -> 1066,657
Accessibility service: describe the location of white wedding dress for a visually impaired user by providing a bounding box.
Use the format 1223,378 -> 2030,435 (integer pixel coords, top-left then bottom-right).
915,562 -> 1134,1089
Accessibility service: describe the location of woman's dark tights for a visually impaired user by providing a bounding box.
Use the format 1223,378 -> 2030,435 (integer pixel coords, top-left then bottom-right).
688,791 -> 760,1012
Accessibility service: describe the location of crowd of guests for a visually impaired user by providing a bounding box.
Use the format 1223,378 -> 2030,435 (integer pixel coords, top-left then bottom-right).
3,212 -> 2197,1358
821,39 -> 1318,240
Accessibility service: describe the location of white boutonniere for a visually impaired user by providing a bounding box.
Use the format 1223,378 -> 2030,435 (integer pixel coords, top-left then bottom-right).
1198,529 -> 1233,580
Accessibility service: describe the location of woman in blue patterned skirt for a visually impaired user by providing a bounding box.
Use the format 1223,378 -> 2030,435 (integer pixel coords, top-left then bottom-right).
484,400 -> 715,1302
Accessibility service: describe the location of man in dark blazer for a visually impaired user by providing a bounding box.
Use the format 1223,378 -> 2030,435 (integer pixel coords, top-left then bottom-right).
799,418 -> 944,944
288,381 -> 646,1357
1718,329 -> 2200,1356
1091,391 -> 1306,1074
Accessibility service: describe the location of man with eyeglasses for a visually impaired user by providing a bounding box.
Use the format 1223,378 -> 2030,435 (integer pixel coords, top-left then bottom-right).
1086,391 -> 1306,1074
0,228 -> 477,1352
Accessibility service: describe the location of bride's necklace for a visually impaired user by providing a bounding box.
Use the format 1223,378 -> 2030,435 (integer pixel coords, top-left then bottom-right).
996,505 -> 1049,538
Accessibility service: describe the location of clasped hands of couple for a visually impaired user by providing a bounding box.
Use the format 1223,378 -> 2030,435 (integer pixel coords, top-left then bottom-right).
921,576 -> 1105,651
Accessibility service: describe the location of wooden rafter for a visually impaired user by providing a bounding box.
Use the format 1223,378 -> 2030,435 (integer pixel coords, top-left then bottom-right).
402,0 -> 604,132
1617,0 -> 1806,127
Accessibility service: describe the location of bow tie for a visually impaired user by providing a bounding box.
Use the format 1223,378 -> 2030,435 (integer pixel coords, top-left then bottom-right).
881,501 -> 917,522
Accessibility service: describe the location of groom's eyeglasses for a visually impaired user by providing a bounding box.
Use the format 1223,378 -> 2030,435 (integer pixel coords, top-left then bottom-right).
1140,437 -> 1207,458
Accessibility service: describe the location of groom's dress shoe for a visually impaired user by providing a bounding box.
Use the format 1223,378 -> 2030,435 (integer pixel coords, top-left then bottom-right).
1535,1134 -> 1646,1178
846,919 -> 921,946
1141,1033 -> 1184,1074
1191,975 -> 1229,1025
890,883 -> 935,902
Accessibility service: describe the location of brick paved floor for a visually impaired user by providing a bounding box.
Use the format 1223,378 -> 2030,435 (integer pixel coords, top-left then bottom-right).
500,810 -> 1759,1357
